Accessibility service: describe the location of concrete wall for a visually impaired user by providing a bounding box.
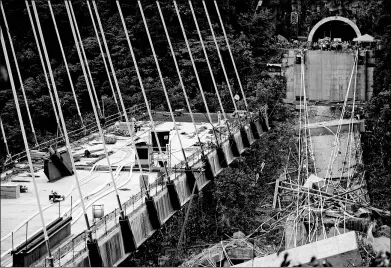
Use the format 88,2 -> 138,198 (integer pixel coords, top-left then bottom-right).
284,50 -> 374,101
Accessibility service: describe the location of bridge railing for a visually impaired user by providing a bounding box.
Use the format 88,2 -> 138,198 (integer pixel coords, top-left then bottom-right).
39,139 -> 216,267
27,115 -> 261,267
0,102 -> 151,267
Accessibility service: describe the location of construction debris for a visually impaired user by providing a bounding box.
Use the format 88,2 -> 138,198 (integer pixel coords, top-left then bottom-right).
181,231 -> 268,267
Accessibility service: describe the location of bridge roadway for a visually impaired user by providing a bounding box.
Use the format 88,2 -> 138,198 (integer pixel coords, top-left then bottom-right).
0,114 -> 266,267
0,119 -> 214,265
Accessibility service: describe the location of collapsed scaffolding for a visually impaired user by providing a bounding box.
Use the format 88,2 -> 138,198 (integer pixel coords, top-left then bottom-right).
270,50 -> 390,266
180,49 -> 390,267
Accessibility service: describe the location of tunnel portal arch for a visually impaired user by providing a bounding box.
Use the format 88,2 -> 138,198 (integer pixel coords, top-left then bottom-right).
308,16 -> 361,42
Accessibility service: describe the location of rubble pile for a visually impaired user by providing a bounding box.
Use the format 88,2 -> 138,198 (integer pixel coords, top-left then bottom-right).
181,231 -> 272,267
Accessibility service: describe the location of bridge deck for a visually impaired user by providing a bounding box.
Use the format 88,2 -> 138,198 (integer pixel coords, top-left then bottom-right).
0,120 -> 220,266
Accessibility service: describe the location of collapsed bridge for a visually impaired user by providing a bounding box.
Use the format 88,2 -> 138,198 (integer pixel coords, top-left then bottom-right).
0,0 -> 270,267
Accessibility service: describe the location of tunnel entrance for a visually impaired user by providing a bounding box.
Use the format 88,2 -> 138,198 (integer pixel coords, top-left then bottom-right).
308,16 -> 361,42
312,20 -> 357,42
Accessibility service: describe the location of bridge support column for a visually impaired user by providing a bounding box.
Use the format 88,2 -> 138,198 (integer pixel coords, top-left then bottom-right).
87,239 -> 104,267
119,216 -> 137,253
250,120 -> 260,139
202,154 -> 214,181
240,127 -> 250,149
145,196 -> 161,230
216,145 -> 228,168
185,168 -> 199,194
229,134 -> 240,157
166,181 -> 181,210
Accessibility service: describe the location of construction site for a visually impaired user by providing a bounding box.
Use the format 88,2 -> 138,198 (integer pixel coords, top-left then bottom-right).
1,0 -> 391,267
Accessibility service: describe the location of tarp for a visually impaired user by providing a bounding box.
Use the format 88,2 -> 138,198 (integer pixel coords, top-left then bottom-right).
353,34 -> 375,42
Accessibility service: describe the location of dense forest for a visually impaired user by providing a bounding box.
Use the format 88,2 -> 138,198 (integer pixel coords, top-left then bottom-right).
0,0 -> 282,160
1,0 -> 391,266
364,0 -> 391,212
0,0 -> 389,220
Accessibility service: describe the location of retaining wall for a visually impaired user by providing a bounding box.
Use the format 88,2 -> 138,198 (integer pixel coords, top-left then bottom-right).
284,50 -> 374,101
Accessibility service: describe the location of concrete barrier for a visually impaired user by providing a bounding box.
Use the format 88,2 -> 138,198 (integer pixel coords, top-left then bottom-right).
1,183 -> 20,199
13,217 -> 72,267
